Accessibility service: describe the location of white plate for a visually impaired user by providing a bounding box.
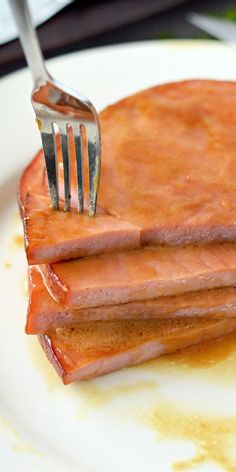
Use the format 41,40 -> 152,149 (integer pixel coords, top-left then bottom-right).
1,40 -> 236,471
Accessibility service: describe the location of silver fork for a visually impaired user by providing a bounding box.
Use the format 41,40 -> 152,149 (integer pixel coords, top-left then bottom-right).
9,0 -> 101,216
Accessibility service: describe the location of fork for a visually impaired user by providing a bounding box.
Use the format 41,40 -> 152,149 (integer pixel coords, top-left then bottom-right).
9,0 -> 101,216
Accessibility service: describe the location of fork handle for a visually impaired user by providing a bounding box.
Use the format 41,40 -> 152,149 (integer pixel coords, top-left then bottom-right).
9,0 -> 49,85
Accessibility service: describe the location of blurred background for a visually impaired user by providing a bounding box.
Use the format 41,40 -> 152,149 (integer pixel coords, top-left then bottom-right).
1,0 -> 236,78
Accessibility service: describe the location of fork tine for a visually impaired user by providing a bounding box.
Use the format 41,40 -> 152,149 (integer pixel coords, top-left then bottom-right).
41,124 -> 59,209
59,124 -> 71,211
87,125 -> 101,216
73,124 -> 84,213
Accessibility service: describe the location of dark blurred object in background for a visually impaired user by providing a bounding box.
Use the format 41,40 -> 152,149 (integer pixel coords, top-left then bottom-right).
1,0 -> 236,78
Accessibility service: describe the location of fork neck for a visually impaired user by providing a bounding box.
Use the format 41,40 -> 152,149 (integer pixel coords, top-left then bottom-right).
9,0 -> 50,86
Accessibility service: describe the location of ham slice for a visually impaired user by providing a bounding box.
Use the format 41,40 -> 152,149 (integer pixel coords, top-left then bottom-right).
39,317 -> 236,383
41,244 -> 236,308
20,80 -> 236,264
27,267 -> 236,334
98,80 -> 236,246
24,193 -> 140,264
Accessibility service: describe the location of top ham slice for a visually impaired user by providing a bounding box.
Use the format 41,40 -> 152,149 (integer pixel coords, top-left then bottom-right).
99,80 -> 236,246
23,193 -> 140,263
20,80 -> 236,264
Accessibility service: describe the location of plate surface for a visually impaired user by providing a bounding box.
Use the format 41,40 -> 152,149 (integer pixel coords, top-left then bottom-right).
1,40 -> 236,471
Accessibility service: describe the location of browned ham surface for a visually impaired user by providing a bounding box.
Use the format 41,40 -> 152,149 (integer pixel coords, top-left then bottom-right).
41,244 -> 236,308
20,80 -> 236,264
27,267 -> 236,333
39,317 -> 236,383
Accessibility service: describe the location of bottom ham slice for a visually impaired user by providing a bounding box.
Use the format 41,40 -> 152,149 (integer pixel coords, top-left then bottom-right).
39,317 -> 236,383
27,267 -> 236,333
41,244 -> 236,309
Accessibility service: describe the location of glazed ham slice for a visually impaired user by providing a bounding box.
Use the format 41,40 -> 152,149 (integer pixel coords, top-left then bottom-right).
24,193 -> 140,264
39,317 -> 236,383
27,267 -> 236,334
41,244 -> 236,309
98,80 -> 236,247
20,80 -> 236,264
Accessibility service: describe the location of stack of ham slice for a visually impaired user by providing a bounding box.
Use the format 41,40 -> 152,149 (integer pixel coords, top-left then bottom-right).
19,80 -> 236,384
